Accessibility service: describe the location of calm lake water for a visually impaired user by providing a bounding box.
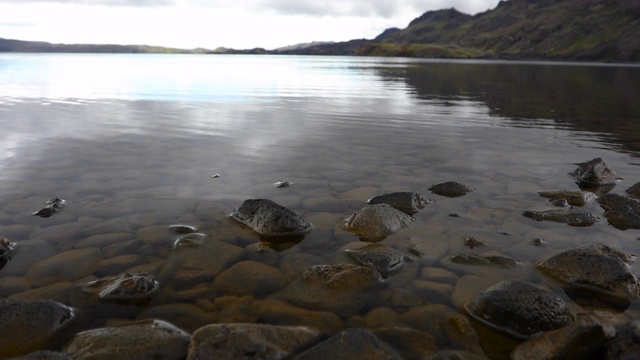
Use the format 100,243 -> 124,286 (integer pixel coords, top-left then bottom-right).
1,53 -> 640,358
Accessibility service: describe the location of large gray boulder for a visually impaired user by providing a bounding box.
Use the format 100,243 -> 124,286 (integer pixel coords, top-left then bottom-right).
230,199 -> 312,236
537,243 -> 640,308
464,281 -> 572,340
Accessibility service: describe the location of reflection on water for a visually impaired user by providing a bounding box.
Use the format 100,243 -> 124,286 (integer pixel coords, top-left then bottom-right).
1,54 -> 640,358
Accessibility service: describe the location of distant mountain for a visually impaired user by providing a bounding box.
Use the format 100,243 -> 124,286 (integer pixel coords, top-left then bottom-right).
2,0 -> 639,62
0,38 -> 206,54
287,0 -> 640,62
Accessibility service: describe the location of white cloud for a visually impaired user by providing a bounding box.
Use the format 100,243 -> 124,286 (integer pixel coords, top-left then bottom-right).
0,0 -> 501,49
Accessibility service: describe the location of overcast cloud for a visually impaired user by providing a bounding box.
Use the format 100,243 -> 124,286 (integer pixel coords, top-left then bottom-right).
0,0 -> 501,49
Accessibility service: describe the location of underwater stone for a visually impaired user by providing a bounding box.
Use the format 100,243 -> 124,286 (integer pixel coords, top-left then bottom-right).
230,199 -> 312,236
78,272 -> 160,301
451,253 -> 520,268
464,281 -> 572,340
538,190 -> 597,207
522,208 -> 598,227
344,243 -> 408,275
366,192 -> 431,215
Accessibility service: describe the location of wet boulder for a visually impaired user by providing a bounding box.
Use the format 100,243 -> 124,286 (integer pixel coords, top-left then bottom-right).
626,182 -> 640,199
597,194 -> 640,230
428,181 -> 475,198
344,243 -> 409,275
0,299 -> 77,358
512,315 -> 615,360
464,281 -> 572,340
64,319 -> 190,360
1,236 -> 17,270
537,244 -> 640,308
367,192 -> 431,215
450,253 -> 520,268
32,197 -> 65,218
230,199 -> 312,237
569,158 -> 622,186
538,190 -> 597,207
522,208 -> 598,227
345,204 -> 413,240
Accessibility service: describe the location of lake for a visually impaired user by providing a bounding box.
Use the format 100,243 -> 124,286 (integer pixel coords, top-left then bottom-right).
1,53 -> 640,358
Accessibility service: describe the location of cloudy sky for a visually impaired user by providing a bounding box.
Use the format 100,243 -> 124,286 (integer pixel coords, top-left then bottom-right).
0,0 -> 501,50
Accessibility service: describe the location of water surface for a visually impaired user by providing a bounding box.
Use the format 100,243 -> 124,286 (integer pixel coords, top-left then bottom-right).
1,54 -> 640,358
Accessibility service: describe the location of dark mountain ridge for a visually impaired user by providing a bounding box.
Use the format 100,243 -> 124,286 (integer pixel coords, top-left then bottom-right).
2,0 -> 639,61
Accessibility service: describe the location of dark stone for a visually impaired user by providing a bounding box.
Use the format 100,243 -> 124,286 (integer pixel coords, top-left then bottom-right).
464,281 -> 572,340
230,199 -> 312,236
428,182 -> 475,198
367,192 -> 431,215
522,208 -> 598,227
512,316 -> 615,360
538,190 -> 597,207
568,158 -> 621,185
597,194 -> 640,230
188,323 -> 320,360
295,328 -> 403,360
536,243 -> 640,309
450,253 -> 520,268
626,182 -> 640,198
0,299 -> 77,358
344,243 -> 408,275
605,319 -> 640,360
345,204 -> 414,240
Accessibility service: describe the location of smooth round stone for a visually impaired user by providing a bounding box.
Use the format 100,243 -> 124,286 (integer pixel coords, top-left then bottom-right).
428,181 -> 475,198
279,253 -> 326,283
253,299 -> 342,337
75,232 -> 132,249
296,328 -> 402,360
64,319 -> 190,360
0,276 -> 31,296
364,307 -> 400,328
398,304 -> 460,345
372,327 -> 438,360
95,254 -> 142,276
136,305 -> 217,333
9,282 -> 72,303
464,281 -> 573,340
188,323 -> 321,360
25,247 -> 102,287
212,261 -> 287,296
344,243 -> 408,275
0,299 -> 77,358
345,204 -> 414,240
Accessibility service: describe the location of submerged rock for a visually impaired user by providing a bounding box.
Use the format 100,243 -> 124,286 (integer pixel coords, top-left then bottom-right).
569,158 -> 622,185
538,190 -> 597,207
537,244 -> 640,308
230,199 -> 312,236
344,243 -> 408,275
77,272 -> 159,302
64,319 -> 190,360
274,264 -> 387,318
451,253 -> 520,268
188,323 -> 320,360
522,208 -> 598,227
296,328 -> 403,360
597,194 -> 640,230
345,204 -> 414,240
168,224 -> 198,234
428,181 -> 475,198
463,236 -> 486,249
512,316 -> 615,360
464,281 -> 572,340
626,182 -> 640,198
173,233 -> 207,249
366,192 -> 431,215
0,299 -> 77,358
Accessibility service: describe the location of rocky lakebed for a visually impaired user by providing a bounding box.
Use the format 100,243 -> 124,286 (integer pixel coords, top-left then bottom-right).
2,158 -> 640,359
